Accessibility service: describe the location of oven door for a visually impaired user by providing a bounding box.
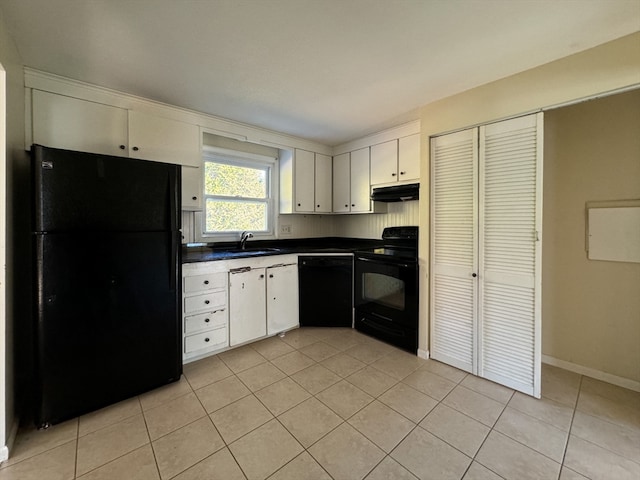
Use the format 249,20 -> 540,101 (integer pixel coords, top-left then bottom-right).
354,255 -> 418,327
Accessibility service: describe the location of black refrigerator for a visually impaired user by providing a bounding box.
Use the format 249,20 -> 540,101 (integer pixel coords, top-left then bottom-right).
31,144 -> 182,428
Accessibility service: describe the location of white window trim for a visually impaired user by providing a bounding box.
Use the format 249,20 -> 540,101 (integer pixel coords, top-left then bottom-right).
195,145 -> 278,243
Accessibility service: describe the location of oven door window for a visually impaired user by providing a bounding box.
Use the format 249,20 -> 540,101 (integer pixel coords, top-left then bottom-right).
362,273 -> 405,310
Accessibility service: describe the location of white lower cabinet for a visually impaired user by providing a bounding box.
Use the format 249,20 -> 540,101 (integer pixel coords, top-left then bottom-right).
266,264 -> 299,335
229,268 -> 267,346
183,255 -> 299,362
182,264 -> 229,362
229,261 -> 299,345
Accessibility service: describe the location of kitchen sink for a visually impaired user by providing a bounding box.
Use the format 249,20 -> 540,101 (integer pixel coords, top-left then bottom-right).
207,247 -> 282,258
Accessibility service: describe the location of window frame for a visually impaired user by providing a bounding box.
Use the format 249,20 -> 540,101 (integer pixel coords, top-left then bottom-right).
195,146 -> 277,242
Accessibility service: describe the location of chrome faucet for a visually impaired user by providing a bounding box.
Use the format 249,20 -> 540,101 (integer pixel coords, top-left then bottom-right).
240,231 -> 253,250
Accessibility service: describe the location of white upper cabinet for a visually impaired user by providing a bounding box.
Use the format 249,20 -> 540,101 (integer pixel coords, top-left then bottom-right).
332,147 -> 381,214
181,166 -> 203,211
398,133 -> 421,182
370,134 -> 420,185
350,147 -> 372,213
314,153 -> 332,213
370,139 -> 398,185
32,90 -> 129,157
332,152 -> 350,213
282,148 -> 332,214
294,149 -> 315,213
128,110 -> 201,167
30,90 -> 204,211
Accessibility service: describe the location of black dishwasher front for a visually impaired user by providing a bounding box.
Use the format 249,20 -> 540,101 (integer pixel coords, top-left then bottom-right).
298,256 -> 353,327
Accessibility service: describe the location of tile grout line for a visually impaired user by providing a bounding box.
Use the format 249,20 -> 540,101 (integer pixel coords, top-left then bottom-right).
557,373 -> 584,480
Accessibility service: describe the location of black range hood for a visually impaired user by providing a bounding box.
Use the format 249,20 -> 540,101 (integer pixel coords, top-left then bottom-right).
371,183 -> 419,202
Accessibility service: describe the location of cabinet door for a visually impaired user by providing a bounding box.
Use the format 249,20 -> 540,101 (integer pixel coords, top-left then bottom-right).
229,269 -> 266,346
350,147 -> 371,213
370,139 -> 398,185
32,90 -> 128,157
294,149 -> 315,213
398,134 -> 420,182
314,154 -> 332,213
128,110 -> 200,167
332,153 -> 351,213
182,166 -> 203,211
266,264 -> 299,335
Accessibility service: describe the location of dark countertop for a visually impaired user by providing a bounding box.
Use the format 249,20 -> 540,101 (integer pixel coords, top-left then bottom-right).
181,237 -> 384,263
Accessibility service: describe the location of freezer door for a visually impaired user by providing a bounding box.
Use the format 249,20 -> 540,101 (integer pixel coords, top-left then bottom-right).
33,232 -> 181,427
32,144 -> 180,232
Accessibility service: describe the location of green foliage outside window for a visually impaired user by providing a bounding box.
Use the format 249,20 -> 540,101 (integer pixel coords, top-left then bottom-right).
203,160 -> 270,233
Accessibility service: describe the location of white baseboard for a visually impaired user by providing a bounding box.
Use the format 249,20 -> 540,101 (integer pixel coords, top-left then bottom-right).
417,348 -> 429,360
0,416 -> 19,464
542,355 -> 640,393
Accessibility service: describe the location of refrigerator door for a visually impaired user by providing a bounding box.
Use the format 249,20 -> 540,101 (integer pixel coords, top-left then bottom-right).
32,144 -> 180,233
33,231 -> 181,427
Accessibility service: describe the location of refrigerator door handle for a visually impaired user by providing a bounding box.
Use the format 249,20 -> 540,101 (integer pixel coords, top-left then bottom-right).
169,168 -> 178,232
170,232 -> 177,290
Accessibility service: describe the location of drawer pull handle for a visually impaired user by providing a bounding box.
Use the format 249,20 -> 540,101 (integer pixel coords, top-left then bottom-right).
205,300 -> 210,305
204,280 -> 209,285
204,337 -> 210,342
204,318 -> 210,323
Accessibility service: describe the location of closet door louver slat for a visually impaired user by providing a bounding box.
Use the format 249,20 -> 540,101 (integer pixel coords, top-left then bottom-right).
478,113 -> 542,397
430,128 -> 478,373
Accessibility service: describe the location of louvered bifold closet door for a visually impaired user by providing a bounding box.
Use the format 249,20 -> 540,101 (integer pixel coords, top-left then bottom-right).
430,128 -> 478,373
478,113 -> 543,397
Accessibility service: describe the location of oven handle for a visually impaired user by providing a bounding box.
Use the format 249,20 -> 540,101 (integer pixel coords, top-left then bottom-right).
355,256 -> 412,269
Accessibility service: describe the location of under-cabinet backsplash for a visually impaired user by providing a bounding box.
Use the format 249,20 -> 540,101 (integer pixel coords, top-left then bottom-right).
181,200 -> 418,243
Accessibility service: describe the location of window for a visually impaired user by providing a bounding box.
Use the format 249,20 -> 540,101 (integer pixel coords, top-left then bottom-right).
201,147 -> 276,238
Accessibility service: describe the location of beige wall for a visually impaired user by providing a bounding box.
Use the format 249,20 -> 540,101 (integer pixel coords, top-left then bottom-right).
0,4 -> 27,452
543,90 -> 640,382
418,32 -> 640,380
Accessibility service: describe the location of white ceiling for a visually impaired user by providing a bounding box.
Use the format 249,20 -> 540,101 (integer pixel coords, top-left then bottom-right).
1,0 -> 639,146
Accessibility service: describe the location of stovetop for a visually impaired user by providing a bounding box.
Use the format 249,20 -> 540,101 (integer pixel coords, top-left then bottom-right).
355,226 -> 418,262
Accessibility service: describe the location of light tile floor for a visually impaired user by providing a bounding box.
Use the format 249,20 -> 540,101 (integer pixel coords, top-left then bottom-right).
2,327 -> 639,480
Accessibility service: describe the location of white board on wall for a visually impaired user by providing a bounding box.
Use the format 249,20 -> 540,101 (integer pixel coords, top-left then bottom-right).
587,206 -> 640,263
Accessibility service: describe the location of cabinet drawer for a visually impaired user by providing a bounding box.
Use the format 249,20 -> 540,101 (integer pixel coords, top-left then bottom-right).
184,291 -> 226,313
184,309 -> 226,334
184,327 -> 227,354
184,272 -> 227,293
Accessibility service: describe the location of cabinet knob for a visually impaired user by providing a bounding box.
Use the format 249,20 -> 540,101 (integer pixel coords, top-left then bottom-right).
192,196 -> 197,201
205,300 -> 210,304
391,172 -> 397,177
132,146 -> 139,151
204,337 -> 210,342
400,171 -> 406,175
345,204 -> 348,208
119,145 -> 126,150
472,273 -> 477,278
259,274 -> 264,279
297,203 -> 301,207
351,204 -> 355,207
269,274 -> 274,278
204,318 -> 210,323
204,280 -> 209,285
